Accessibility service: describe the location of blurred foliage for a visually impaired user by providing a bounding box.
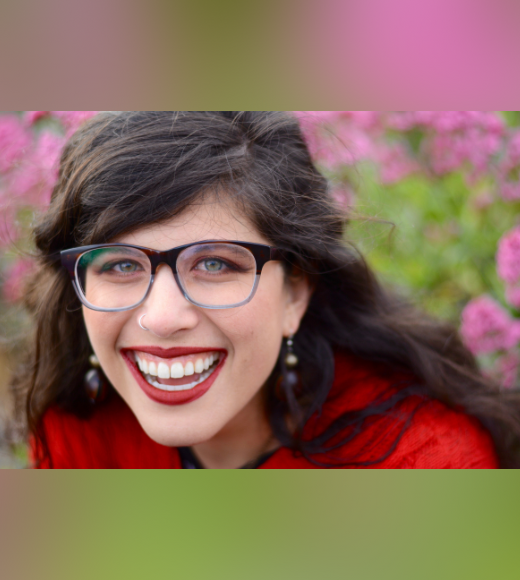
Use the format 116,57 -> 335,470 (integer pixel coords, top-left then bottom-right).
348,168 -> 520,322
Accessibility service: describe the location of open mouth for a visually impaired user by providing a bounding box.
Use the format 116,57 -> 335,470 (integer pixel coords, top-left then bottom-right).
121,347 -> 227,406
134,351 -> 221,392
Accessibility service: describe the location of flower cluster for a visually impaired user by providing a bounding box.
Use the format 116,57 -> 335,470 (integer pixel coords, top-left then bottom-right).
296,111 -> 520,192
296,111 -> 520,389
0,111 -> 98,301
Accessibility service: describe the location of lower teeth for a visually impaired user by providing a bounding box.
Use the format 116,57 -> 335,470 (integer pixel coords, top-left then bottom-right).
142,363 -> 217,392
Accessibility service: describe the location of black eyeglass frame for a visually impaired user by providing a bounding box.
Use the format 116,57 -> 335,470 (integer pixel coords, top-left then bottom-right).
61,240 -> 284,312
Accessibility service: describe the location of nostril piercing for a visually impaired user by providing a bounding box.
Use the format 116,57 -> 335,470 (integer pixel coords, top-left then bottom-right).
138,314 -> 149,331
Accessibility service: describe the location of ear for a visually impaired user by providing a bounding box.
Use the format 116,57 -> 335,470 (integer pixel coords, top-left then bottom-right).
282,270 -> 314,337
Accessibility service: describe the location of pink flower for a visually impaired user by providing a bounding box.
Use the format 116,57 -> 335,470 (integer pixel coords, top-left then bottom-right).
497,227 -> 520,285
25,111 -> 51,125
384,112 -> 419,131
377,142 -> 417,184
383,111 -> 504,179
0,115 -> 31,173
426,128 -> 500,177
460,296 -> 520,355
419,111 -> 504,134
5,130 -> 65,207
1,258 -> 34,303
51,111 -> 98,136
294,112 -> 381,170
293,111 -> 342,126
505,285 -> 520,309
340,111 -> 381,130
501,182 -> 520,201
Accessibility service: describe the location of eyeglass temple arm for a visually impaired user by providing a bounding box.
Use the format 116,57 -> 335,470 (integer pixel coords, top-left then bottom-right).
270,247 -> 284,261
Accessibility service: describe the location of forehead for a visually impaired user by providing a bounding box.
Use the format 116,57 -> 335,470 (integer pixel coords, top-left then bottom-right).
116,194 -> 268,250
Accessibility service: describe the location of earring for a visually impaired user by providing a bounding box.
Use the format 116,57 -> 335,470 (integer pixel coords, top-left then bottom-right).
284,335 -> 299,368
84,354 -> 108,404
275,335 -> 300,401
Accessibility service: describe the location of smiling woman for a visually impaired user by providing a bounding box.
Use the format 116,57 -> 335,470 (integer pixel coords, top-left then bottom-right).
10,111 -> 520,468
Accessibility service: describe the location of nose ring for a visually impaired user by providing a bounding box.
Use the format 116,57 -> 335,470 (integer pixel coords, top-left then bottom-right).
138,314 -> 149,331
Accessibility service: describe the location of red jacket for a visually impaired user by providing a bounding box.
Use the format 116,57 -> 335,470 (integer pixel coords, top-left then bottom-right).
32,353 -> 499,469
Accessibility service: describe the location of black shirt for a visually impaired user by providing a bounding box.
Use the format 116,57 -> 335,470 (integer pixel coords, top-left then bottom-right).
178,446 -> 277,469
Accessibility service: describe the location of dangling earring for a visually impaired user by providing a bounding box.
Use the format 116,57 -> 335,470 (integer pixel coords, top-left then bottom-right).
275,335 -> 300,401
84,354 -> 108,404
284,335 -> 299,368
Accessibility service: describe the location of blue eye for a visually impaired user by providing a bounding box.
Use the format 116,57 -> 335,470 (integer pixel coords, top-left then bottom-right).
117,261 -> 138,273
203,258 -> 224,271
101,260 -> 140,274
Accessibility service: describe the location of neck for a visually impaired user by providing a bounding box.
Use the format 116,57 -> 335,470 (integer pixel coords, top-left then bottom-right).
190,391 -> 278,469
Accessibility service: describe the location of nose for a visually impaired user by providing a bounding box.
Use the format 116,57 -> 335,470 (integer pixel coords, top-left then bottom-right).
139,264 -> 200,338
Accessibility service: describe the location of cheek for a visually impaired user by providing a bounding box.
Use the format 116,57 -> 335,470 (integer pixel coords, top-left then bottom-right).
213,284 -> 287,367
82,308 -> 130,368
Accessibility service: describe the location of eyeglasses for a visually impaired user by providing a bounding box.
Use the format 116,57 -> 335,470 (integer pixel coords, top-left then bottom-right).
61,240 -> 284,312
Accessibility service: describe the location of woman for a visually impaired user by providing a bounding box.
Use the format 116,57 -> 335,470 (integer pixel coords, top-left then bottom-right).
11,111 -> 520,468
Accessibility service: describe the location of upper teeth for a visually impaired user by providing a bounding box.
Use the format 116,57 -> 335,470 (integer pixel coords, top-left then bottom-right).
135,353 -> 218,379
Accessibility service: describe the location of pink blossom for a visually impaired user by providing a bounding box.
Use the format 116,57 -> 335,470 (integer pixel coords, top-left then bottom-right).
6,130 -> 65,207
294,112 -> 381,170
383,111 -> 504,179
340,111 -> 381,130
1,258 -> 34,303
0,115 -> 31,173
426,128 -> 501,176
497,227 -> 520,285
25,111 -> 51,125
384,112 -> 419,131
51,111 -> 98,135
419,111 -> 503,134
293,112 -> 327,162
460,296 -> 520,355
294,112 -> 346,165
377,142 -> 417,184
501,182 -> 520,201
505,284 -> 520,309
293,111 -> 342,126
311,124 -> 377,170
313,133 -> 358,169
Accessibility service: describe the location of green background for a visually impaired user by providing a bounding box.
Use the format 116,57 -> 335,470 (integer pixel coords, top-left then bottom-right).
2,471 -> 519,580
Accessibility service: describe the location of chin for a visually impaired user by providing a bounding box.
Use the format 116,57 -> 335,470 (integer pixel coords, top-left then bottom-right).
135,411 -> 223,448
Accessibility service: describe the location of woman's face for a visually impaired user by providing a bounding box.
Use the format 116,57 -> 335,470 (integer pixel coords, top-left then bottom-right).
82,195 -> 312,447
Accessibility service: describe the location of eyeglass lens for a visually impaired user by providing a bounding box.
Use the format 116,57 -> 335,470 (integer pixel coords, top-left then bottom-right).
75,243 -> 258,310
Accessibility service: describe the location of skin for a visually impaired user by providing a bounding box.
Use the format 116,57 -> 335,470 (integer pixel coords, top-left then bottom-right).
82,195 -> 312,468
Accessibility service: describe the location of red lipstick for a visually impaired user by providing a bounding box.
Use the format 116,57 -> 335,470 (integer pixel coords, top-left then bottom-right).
125,346 -> 216,358
121,347 -> 227,406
